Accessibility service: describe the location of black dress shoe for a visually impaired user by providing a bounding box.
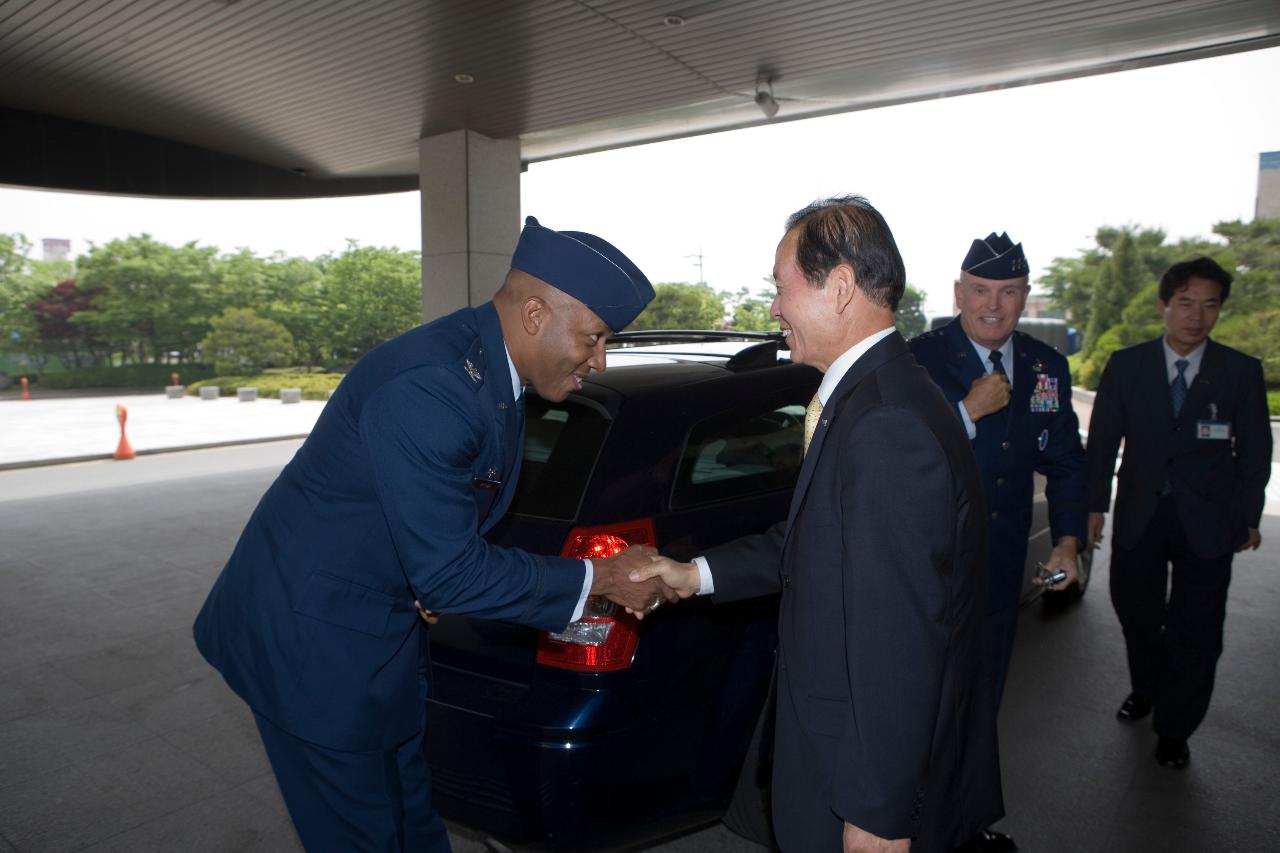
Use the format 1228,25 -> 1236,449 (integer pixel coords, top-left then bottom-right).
955,828 -> 1018,852
1156,736 -> 1190,769
1116,692 -> 1153,721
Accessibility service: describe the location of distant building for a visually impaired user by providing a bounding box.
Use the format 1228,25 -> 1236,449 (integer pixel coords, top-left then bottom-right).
42,238 -> 71,262
1258,151 -> 1280,220
1023,294 -> 1064,320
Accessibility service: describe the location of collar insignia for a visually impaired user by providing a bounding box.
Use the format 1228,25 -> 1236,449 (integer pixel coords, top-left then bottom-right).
463,359 -> 482,383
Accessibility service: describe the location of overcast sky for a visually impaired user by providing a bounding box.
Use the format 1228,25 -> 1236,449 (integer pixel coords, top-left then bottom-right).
2,46 -> 1276,317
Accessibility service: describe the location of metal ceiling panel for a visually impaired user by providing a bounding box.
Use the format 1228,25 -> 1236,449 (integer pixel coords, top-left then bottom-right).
0,0 -> 1275,197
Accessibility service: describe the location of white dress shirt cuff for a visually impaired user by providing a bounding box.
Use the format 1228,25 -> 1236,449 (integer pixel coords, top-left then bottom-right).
570,560 -> 593,622
693,556 -> 715,596
958,401 -> 977,440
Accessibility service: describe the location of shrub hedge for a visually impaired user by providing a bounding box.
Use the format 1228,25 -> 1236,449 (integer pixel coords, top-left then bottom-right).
39,363 -> 216,389
187,372 -> 344,400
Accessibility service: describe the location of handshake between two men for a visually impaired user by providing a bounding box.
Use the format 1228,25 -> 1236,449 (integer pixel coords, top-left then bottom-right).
589,546 -> 701,617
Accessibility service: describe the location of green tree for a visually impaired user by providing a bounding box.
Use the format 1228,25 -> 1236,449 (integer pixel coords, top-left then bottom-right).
321,242 -> 422,364
1213,218 -> 1280,318
0,234 -> 75,371
1084,230 -> 1153,354
201,307 -> 295,374
628,282 -> 726,331
724,284 -> 776,332
76,235 -> 219,364
895,284 -> 928,339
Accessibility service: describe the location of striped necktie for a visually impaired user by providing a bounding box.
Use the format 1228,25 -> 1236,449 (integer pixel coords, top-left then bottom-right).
1170,359 -> 1189,416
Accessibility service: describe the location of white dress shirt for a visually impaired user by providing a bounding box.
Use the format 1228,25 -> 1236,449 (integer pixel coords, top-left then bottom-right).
1161,337 -> 1205,386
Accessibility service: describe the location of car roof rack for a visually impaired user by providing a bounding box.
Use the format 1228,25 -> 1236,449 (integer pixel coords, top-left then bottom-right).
607,329 -> 783,346
606,330 -> 789,372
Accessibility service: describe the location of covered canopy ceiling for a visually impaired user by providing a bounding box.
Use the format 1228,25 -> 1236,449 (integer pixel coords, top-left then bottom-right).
2,0 -> 1276,198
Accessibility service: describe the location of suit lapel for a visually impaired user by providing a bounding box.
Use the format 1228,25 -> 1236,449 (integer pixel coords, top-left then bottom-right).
475,302 -> 524,523
1139,338 -> 1175,430
783,332 -> 905,539
943,318 -> 985,394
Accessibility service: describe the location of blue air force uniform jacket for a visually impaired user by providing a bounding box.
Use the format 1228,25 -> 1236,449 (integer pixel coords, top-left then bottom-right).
909,319 -> 1087,614
194,302 -> 586,752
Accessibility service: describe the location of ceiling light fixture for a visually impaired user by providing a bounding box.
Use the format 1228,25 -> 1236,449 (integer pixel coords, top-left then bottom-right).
662,15 -> 686,27
454,73 -> 475,84
754,78 -> 779,119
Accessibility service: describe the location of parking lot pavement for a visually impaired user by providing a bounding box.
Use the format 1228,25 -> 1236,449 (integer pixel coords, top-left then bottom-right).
1,448 -> 1278,852
0,392 -> 326,468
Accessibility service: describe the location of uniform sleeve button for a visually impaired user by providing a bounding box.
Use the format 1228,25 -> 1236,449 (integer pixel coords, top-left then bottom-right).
991,511 -> 1000,520
1001,440 -> 1011,450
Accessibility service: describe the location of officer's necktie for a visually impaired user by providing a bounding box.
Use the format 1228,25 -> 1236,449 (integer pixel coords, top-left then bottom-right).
1170,358 -> 1190,416
988,349 -> 1006,377
803,393 -> 823,455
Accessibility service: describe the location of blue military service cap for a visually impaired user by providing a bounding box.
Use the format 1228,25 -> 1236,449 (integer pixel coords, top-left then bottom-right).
511,216 -> 654,332
961,231 -> 1029,279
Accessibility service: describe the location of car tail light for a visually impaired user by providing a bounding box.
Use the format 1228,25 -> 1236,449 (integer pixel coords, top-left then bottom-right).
535,518 -> 656,672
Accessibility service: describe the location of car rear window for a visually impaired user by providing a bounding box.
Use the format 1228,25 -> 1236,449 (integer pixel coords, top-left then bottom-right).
507,396 -> 610,520
672,397 -> 808,507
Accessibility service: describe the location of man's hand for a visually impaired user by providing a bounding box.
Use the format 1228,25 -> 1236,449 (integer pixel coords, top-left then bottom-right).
592,546 -> 669,613
843,821 -> 909,853
1237,528 -> 1262,552
627,556 -> 700,601
413,600 -> 439,625
961,371 -> 1011,422
1088,512 -> 1106,548
1041,537 -> 1081,591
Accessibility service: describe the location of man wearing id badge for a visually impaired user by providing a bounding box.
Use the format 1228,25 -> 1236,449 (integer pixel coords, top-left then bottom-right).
910,232 -> 1087,853
1086,256 -> 1271,771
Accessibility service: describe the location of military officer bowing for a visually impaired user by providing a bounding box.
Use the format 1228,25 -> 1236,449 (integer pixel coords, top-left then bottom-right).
194,216 -> 662,852
909,232 -> 1087,853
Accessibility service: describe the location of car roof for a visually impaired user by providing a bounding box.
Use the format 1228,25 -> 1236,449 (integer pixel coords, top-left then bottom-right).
581,337 -> 799,398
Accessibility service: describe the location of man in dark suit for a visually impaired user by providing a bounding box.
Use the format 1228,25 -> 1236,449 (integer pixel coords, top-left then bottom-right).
1087,256 -> 1271,769
631,196 -> 1003,852
193,217 -> 664,851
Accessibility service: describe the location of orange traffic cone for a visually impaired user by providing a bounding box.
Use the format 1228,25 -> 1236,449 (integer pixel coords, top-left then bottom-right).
20,375 -> 30,400
114,404 -> 136,460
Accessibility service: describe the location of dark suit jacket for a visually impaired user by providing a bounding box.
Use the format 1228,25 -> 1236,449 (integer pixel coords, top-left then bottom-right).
194,302 -> 585,751
1086,337 -> 1272,558
705,333 -> 1003,852
909,319 -> 1087,614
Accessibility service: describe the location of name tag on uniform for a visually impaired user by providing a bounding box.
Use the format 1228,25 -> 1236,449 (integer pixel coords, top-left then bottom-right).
1196,420 -> 1230,440
1030,374 -> 1059,413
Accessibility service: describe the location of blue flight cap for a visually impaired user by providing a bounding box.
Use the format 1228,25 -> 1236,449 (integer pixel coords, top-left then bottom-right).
961,231 -> 1029,279
511,216 -> 654,331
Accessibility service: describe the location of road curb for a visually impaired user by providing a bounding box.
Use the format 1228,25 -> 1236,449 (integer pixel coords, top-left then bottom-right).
0,434 -> 310,472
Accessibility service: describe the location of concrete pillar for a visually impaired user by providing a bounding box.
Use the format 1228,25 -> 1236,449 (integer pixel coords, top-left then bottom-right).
419,130 -> 522,321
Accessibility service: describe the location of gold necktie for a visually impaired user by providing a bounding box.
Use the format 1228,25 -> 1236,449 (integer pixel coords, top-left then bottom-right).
803,393 -> 823,455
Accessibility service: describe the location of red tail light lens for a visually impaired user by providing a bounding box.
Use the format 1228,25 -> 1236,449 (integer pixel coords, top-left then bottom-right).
535,518 -> 656,672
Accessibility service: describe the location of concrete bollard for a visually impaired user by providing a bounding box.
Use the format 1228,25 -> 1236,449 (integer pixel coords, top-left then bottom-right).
200,386 -> 220,400
237,387 -> 258,402
280,388 -> 303,404
165,385 -> 185,399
